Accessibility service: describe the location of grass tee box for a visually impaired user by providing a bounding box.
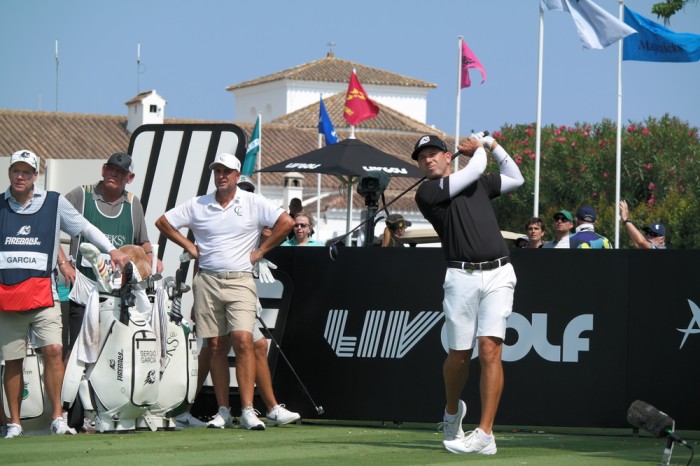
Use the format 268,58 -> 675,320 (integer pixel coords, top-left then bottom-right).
2,422 -> 697,465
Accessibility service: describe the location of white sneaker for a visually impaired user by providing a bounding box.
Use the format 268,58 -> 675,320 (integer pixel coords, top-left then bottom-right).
207,406 -> 233,429
175,412 -> 208,428
2,423 -> 23,439
51,417 -> 77,435
443,427 -> 497,455
239,407 -> 265,430
437,400 -> 466,441
265,404 -> 300,427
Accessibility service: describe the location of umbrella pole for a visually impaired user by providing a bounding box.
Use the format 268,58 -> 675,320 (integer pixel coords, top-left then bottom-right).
345,177 -> 354,246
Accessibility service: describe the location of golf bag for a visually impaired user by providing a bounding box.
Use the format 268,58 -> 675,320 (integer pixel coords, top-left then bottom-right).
62,263 -> 161,432
136,284 -> 198,430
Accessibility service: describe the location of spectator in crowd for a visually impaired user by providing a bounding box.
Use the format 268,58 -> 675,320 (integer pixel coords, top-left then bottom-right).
286,198 -> 303,240
513,235 -> 528,248
282,213 -> 324,247
569,205 -> 612,249
156,152 -> 294,431
413,133 -> 523,455
237,175 -> 256,193
1,150 -> 129,439
381,214 -> 411,247
619,200 -> 667,249
542,210 -> 574,249
524,217 -> 546,248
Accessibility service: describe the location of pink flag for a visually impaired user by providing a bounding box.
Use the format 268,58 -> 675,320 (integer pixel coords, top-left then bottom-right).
460,39 -> 487,88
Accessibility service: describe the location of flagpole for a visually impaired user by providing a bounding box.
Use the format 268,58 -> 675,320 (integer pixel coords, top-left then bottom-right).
534,9 -> 544,218
317,133 -> 323,239
454,36 -> 462,171
55,40 -> 59,112
256,114 -> 262,192
614,0 -> 625,248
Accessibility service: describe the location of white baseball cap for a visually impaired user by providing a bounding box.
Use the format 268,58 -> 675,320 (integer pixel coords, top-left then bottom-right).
10,150 -> 39,172
237,175 -> 256,192
209,153 -> 241,171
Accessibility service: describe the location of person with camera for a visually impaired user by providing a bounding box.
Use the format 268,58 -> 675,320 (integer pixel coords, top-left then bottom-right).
413,134 -> 523,455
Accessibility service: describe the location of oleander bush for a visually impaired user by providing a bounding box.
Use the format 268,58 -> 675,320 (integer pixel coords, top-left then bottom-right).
490,114 -> 700,248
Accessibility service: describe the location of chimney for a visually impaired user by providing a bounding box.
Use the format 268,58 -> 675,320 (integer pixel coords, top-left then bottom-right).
124,89 -> 166,133
283,172 -> 304,209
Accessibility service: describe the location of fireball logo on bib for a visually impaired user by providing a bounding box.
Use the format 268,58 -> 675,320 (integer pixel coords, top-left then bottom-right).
17,225 -> 31,235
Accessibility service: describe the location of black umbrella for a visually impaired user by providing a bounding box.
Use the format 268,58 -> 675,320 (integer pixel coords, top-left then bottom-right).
258,138 -> 421,178
258,138 -> 422,243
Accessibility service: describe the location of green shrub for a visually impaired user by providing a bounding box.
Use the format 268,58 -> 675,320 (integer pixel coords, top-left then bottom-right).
490,114 -> 700,248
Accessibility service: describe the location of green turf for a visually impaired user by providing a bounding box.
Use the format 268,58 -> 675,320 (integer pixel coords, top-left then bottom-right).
2,422 -> 696,465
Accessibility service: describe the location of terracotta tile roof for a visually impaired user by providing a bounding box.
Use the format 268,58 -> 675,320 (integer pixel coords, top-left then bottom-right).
0,109 -> 131,170
0,108 -> 453,212
0,109 -> 227,171
270,92 -> 445,135
226,55 -> 436,91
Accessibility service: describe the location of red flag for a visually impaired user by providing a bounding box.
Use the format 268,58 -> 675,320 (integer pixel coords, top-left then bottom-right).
343,71 -> 379,126
460,39 -> 487,88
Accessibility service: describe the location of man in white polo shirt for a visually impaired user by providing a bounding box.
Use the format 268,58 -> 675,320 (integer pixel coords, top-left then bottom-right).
155,153 -> 294,430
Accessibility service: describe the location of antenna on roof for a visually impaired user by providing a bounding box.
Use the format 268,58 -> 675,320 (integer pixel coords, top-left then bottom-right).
137,43 -> 141,94
54,39 -> 59,112
326,41 -> 336,58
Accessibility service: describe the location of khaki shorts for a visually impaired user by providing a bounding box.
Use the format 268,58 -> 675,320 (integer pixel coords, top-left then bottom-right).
0,302 -> 63,360
192,271 -> 257,338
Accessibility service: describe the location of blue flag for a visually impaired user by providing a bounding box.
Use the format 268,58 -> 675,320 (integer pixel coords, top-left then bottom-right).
318,97 -> 338,145
623,6 -> 700,62
242,115 -> 260,175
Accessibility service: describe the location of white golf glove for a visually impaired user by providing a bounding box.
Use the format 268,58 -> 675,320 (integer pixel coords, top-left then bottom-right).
255,298 -> 263,318
253,258 -> 277,284
471,132 -> 495,152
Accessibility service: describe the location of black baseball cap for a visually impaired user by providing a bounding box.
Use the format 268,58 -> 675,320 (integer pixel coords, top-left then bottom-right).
576,205 -> 597,223
106,152 -> 134,173
411,135 -> 448,160
385,214 -> 411,230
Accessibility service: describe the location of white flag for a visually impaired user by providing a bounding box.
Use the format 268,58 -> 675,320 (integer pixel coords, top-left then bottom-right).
540,0 -> 636,49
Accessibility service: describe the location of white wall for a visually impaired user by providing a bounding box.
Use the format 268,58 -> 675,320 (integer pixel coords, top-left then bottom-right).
232,80 -> 429,124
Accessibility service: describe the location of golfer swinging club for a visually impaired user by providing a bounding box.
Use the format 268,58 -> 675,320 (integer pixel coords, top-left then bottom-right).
412,133 -> 523,455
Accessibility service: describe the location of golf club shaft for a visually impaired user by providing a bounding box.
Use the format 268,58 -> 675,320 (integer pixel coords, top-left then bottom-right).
257,315 -> 324,414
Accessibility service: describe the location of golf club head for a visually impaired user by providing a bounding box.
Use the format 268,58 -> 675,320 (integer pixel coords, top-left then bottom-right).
329,243 -> 339,261
316,406 -> 325,415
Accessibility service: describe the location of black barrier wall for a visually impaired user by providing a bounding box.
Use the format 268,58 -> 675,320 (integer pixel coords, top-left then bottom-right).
224,247 -> 699,429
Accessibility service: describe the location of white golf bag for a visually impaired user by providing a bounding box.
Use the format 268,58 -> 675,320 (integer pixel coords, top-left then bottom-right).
137,281 -> 198,430
62,249 -> 198,432
1,340 -> 52,429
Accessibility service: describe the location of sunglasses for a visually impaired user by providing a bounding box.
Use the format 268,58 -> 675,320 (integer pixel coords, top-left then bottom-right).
553,216 -> 570,223
644,230 -> 659,237
294,223 -> 309,228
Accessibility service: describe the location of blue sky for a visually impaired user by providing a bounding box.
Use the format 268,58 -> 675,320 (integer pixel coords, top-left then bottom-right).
1,0 -> 699,138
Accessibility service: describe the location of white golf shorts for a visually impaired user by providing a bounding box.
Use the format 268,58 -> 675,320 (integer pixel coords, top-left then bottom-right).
442,263 -> 516,351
